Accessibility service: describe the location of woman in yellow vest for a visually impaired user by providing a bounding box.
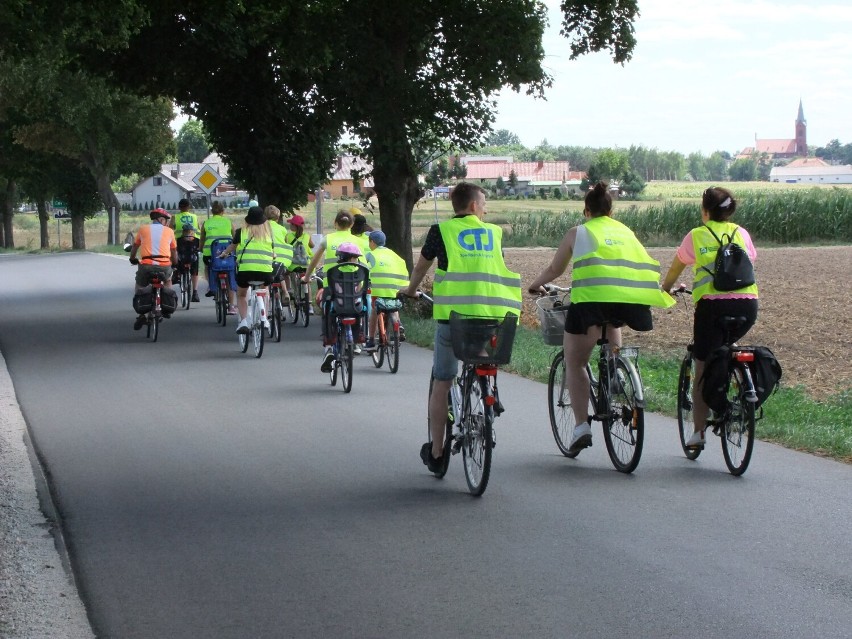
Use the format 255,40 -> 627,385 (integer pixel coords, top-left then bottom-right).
661,187 -> 758,448
528,182 -> 674,456
217,206 -> 275,334
200,200 -> 235,300
401,183 -> 522,474
302,209 -> 355,282
264,205 -> 294,296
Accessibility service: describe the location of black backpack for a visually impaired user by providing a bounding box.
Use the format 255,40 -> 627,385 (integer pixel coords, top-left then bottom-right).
700,225 -> 755,292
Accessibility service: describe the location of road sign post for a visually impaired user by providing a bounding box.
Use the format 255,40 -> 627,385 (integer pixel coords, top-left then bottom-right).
192,165 -> 223,220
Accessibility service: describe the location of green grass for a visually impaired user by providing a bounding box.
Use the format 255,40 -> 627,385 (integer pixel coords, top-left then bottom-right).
401,309 -> 852,463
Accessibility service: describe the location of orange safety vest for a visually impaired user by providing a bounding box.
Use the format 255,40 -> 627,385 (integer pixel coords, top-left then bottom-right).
135,223 -> 176,265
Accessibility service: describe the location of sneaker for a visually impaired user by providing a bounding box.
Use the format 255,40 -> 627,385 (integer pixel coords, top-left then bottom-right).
353,344 -> 362,355
227,305 -> 237,315
133,315 -> 146,330
567,422 -> 593,455
420,442 -> 445,474
399,325 -> 406,342
320,348 -> 334,373
685,431 -> 706,448
205,290 -> 215,298
191,291 -> 200,302
308,306 -> 315,315
236,319 -> 250,334
363,339 -> 377,353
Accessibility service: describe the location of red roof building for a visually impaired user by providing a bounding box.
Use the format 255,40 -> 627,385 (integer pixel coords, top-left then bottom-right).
738,100 -> 807,160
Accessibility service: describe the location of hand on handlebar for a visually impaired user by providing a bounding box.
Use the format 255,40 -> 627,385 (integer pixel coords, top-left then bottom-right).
129,257 -> 139,265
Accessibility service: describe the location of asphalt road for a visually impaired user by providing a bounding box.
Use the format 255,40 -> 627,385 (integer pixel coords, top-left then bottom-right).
1,252 -> 850,639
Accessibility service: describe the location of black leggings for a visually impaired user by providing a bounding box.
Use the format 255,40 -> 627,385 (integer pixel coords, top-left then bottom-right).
693,298 -> 758,360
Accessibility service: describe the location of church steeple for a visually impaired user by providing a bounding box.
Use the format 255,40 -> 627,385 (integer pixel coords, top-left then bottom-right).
795,99 -> 807,156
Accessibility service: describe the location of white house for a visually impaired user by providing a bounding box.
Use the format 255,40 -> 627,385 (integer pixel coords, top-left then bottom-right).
131,152 -> 237,210
769,164 -> 852,184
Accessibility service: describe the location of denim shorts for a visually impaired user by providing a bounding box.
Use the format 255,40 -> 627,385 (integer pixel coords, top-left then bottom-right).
432,322 -> 459,381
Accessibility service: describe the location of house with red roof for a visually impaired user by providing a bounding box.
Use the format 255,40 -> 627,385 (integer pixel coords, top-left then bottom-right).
460,157 -> 585,195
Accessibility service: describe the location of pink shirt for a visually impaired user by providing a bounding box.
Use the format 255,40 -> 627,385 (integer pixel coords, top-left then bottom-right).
677,226 -> 757,300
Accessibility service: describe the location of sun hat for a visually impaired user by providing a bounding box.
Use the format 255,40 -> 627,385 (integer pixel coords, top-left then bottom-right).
335,242 -> 363,257
245,206 -> 266,225
289,215 -> 305,227
368,230 -> 386,246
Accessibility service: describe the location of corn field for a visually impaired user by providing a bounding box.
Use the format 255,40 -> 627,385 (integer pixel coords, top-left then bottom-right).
507,187 -> 852,246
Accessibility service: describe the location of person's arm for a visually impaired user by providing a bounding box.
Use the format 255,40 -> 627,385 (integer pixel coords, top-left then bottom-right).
198,223 -> 207,249
303,243 -> 325,280
170,247 -> 178,267
527,226 -> 577,293
661,257 -> 688,292
401,254 -> 434,297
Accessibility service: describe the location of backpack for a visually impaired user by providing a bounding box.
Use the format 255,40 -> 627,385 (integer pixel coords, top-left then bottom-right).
700,225 -> 755,292
291,241 -> 308,266
750,345 -> 782,408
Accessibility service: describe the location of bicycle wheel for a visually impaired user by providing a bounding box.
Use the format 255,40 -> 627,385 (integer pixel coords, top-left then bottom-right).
219,284 -> 229,327
215,288 -> 224,324
146,315 -> 153,339
151,317 -> 159,342
252,299 -> 265,358
300,293 -> 310,327
387,324 -> 400,374
268,291 -> 280,341
547,351 -> 577,457
677,354 -> 701,460
602,357 -> 644,474
372,314 -> 385,368
341,342 -> 354,393
284,291 -> 296,325
461,374 -> 493,496
181,271 -> 191,309
426,374 -> 454,479
721,365 -> 755,476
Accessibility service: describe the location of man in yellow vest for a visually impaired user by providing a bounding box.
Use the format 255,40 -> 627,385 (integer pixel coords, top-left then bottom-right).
364,230 -> 409,352
401,183 -> 521,475
528,182 -> 674,455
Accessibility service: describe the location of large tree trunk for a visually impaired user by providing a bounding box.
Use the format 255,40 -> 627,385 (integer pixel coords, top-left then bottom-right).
95,171 -> 121,245
71,215 -> 86,249
2,179 -> 16,249
37,200 -> 50,248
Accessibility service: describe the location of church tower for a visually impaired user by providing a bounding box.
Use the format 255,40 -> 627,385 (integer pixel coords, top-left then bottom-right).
795,99 -> 807,156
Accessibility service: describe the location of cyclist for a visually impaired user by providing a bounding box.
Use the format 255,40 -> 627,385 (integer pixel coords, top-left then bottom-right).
265,205 -> 294,296
312,242 -> 369,372
129,208 -> 178,330
400,183 -> 522,474
216,206 -> 276,334
284,214 -> 314,263
350,212 -> 373,255
364,230 -> 408,352
303,209 -> 355,281
527,182 -> 674,455
175,223 -> 201,302
660,186 -> 758,449
199,200 -> 234,298
171,198 -> 199,241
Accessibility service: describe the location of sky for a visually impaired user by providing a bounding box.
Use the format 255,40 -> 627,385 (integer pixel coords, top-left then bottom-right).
173,0 -> 852,157
492,0 -> 852,155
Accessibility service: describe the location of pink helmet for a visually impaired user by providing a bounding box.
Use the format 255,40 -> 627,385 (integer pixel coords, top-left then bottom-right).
335,242 -> 362,258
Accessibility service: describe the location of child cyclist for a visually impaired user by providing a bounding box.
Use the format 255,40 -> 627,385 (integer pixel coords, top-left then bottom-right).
175,224 -> 201,301
364,230 -> 408,352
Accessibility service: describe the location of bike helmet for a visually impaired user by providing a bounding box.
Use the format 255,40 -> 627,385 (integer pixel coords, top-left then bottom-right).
150,208 -> 171,221
335,242 -> 362,258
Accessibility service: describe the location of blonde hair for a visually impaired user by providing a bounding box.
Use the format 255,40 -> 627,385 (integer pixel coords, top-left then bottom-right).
264,205 -> 281,222
243,221 -> 272,242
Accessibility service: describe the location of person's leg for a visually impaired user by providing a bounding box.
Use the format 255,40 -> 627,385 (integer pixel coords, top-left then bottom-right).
237,286 -> 248,318
563,328 -> 599,426
368,303 -> 378,341
429,323 -> 458,460
693,358 -> 709,436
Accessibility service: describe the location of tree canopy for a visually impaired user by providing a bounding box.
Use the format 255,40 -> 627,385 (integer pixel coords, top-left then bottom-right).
176,119 -> 211,163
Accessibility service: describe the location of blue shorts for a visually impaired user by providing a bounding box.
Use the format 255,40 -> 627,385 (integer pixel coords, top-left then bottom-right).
432,322 -> 459,381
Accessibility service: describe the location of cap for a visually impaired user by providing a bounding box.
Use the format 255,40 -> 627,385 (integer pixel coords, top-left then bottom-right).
368,230 -> 386,246
289,215 -> 305,227
182,223 -> 196,231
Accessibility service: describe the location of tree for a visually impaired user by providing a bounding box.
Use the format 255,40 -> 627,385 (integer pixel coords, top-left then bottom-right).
728,158 -> 758,182
176,119 -> 211,163
485,129 -> 521,146
589,148 -> 629,182
620,170 -> 645,197
495,176 -> 505,194
706,152 -> 728,182
508,170 -> 519,193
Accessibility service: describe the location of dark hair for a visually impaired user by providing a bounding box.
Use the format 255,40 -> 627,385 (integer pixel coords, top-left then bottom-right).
178,198 -> 190,210
450,182 -> 485,214
584,182 -> 612,217
702,187 -> 737,221
334,210 -> 353,228
351,213 -> 372,235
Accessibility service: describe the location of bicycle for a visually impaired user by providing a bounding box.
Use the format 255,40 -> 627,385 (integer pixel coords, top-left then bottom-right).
288,268 -> 312,327
672,287 -> 758,476
420,292 -> 517,496
267,265 -> 291,343
210,239 -> 236,327
323,267 -> 369,393
176,254 -> 196,310
536,285 -> 646,474
238,282 -> 268,358
370,296 -> 403,373
133,274 -> 172,343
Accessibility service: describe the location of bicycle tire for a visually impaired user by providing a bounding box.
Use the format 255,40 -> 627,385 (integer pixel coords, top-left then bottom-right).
426,374 -> 453,479
151,317 -> 159,342
300,294 -> 310,327
341,342 -> 353,393
289,277 -> 301,325
547,351 -> 577,457
146,316 -> 153,339
721,365 -> 755,476
372,313 -> 386,368
388,325 -> 400,374
677,354 -> 702,460
215,289 -> 224,324
181,271 -> 190,309
461,373 -> 493,496
602,357 -> 644,474
272,294 -> 283,342
284,292 -> 296,325
219,284 -> 229,327
329,349 -> 338,386
266,291 -> 277,339
252,298 -> 265,358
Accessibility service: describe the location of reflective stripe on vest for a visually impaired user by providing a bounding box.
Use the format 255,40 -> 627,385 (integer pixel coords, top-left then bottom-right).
322,230 -> 354,270
368,247 -> 409,298
433,216 -> 522,320
237,233 -> 274,272
570,216 -> 674,308
271,222 -> 293,269
202,216 -> 232,257
691,221 -> 759,302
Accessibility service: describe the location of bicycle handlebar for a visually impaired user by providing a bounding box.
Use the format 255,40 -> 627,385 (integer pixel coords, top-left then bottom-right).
669,284 -> 692,296
397,290 -> 432,303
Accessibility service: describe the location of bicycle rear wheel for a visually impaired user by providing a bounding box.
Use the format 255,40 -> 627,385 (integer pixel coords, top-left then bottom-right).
151,317 -> 160,342
461,374 -> 493,496
215,289 -> 224,324
300,293 -> 310,327
341,342 -> 353,392
678,354 -> 701,460
181,271 -> 191,309
721,365 -> 755,476
602,357 -> 644,473
387,324 -> 400,374
372,313 -> 385,368
252,299 -> 265,358
426,374 -> 454,478
219,283 -> 229,327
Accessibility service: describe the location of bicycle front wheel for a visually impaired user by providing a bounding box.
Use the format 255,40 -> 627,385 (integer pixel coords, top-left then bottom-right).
602,357 -> 644,473
387,324 -> 400,374
300,294 -> 311,327
721,365 -> 755,476
548,353 -> 595,458
677,354 -> 701,460
252,302 -> 265,358
461,374 -> 493,496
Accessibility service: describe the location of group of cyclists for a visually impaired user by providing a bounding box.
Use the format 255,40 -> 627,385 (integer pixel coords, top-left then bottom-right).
130,182 -> 759,472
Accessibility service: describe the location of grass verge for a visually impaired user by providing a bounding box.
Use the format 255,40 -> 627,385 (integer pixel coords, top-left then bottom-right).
401,309 -> 852,463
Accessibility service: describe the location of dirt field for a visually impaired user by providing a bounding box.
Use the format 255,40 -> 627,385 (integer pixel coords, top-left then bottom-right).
503,246 -> 852,399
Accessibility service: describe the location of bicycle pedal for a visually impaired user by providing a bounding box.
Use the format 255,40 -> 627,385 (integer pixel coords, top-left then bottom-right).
451,439 -> 463,455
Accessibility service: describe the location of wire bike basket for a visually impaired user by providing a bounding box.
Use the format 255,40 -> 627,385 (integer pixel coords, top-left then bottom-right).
448,312 -> 518,365
535,294 -> 570,346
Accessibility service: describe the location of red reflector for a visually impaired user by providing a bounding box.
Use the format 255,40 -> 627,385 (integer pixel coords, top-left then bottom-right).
490,335 -> 497,348
485,396 -> 496,406
341,318 -> 357,325
475,366 -> 497,377
219,273 -> 227,279
735,352 -> 755,362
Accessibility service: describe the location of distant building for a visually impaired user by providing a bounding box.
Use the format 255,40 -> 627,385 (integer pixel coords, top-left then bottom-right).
462,157 -> 585,195
738,100 -> 807,160
131,152 -> 239,209
769,162 -> 852,184
322,155 -> 374,199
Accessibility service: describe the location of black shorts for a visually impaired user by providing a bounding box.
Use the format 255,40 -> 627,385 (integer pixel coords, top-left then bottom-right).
565,301 -> 653,335
693,297 -> 758,360
236,271 -> 274,288
176,259 -> 198,276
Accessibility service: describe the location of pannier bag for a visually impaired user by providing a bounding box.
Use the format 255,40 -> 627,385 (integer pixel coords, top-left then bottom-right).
160,288 -> 178,315
700,225 -> 755,292
750,345 -> 782,408
132,286 -> 154,315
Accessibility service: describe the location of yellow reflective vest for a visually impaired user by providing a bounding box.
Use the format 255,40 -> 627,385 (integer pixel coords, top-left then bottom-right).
690,221 -> 759,302
236,231 -> 274,273
201,216 -> 232,257
367,246 -> 409,298
570,216 -> 674,308
271,222 -> 293,270
174,211 -> 199,239
433,215 -> 522,320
